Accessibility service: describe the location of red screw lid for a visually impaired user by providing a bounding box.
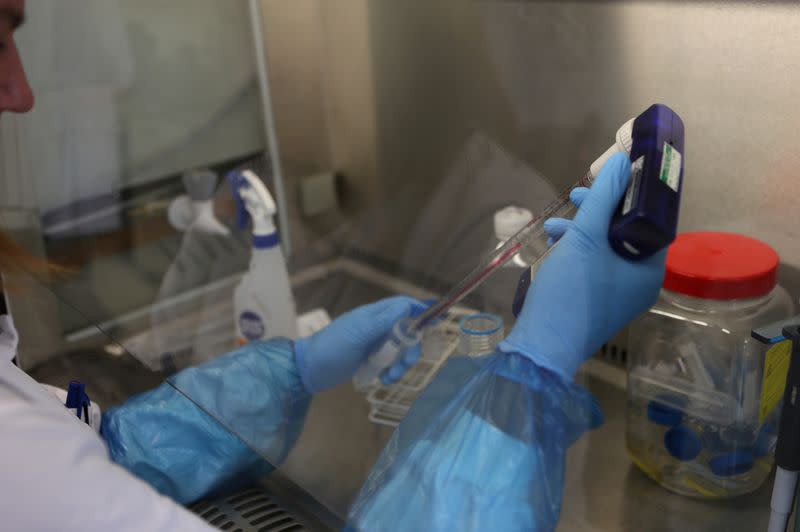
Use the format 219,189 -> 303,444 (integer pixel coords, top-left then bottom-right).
664,232 -> 779,300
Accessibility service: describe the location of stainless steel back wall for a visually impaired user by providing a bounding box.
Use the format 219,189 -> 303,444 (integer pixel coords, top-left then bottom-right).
262,1 -> 800,273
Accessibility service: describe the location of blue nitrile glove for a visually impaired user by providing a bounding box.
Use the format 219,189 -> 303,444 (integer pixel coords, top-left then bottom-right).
294,296 -> 427,393
499,152 -> 667,380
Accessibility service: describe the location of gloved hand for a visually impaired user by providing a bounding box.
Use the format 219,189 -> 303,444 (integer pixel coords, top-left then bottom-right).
499,152 -> 667,380
295,296 -> 427,393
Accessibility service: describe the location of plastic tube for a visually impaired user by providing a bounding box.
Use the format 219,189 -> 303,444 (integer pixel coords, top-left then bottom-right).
353,317 -> 422,390
412,171 -> 592,331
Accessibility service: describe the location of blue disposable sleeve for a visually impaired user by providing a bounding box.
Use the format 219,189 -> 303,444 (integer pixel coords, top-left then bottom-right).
101,338 -> 311,505
346,351 -> 602,531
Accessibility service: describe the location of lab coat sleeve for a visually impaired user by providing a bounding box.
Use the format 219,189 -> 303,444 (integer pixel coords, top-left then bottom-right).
0,361 -> 216,532
102,338 -> 311,505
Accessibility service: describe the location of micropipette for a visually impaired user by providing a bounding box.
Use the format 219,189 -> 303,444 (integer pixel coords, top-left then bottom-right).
513,103 -> 684,317
354,103 -> 684,390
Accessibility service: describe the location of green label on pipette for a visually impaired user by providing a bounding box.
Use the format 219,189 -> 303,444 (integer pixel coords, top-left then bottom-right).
659,143 -> 682,192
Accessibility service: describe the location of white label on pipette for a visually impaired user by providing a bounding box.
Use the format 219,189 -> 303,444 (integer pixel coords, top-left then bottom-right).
623,156 -> 645,215
659,143 -> 682,192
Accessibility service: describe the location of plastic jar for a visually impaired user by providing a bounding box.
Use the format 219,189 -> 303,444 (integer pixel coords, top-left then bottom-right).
626,232 -> 794,498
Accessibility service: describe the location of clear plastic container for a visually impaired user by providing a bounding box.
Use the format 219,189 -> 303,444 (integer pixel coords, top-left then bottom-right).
458,313 -> 504,357
627,232 -> 794,498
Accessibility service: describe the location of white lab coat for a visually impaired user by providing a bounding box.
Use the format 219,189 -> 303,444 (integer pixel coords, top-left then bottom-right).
0,315 -> 216,531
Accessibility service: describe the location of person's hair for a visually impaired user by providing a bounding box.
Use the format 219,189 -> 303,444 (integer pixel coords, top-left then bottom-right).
0,230 -> 66,289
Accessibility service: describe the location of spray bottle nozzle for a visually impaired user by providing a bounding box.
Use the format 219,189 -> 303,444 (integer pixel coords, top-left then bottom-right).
227,169 -> 278,240
227,171 -> 252,231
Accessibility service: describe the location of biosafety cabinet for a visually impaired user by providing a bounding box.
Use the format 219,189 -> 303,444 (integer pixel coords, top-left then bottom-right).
3,1 -> 800,530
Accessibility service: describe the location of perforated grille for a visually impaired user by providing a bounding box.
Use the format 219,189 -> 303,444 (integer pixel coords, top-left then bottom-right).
191,488 -> 308,532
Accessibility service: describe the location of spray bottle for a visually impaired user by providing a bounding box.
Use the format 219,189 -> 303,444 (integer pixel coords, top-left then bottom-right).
228,169 -> 298,344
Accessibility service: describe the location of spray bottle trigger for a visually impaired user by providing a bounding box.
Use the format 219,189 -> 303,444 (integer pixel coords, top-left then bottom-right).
227,171 -> 251,230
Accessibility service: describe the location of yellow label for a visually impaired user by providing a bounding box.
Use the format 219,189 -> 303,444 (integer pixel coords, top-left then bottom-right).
759,340 -> 792,424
